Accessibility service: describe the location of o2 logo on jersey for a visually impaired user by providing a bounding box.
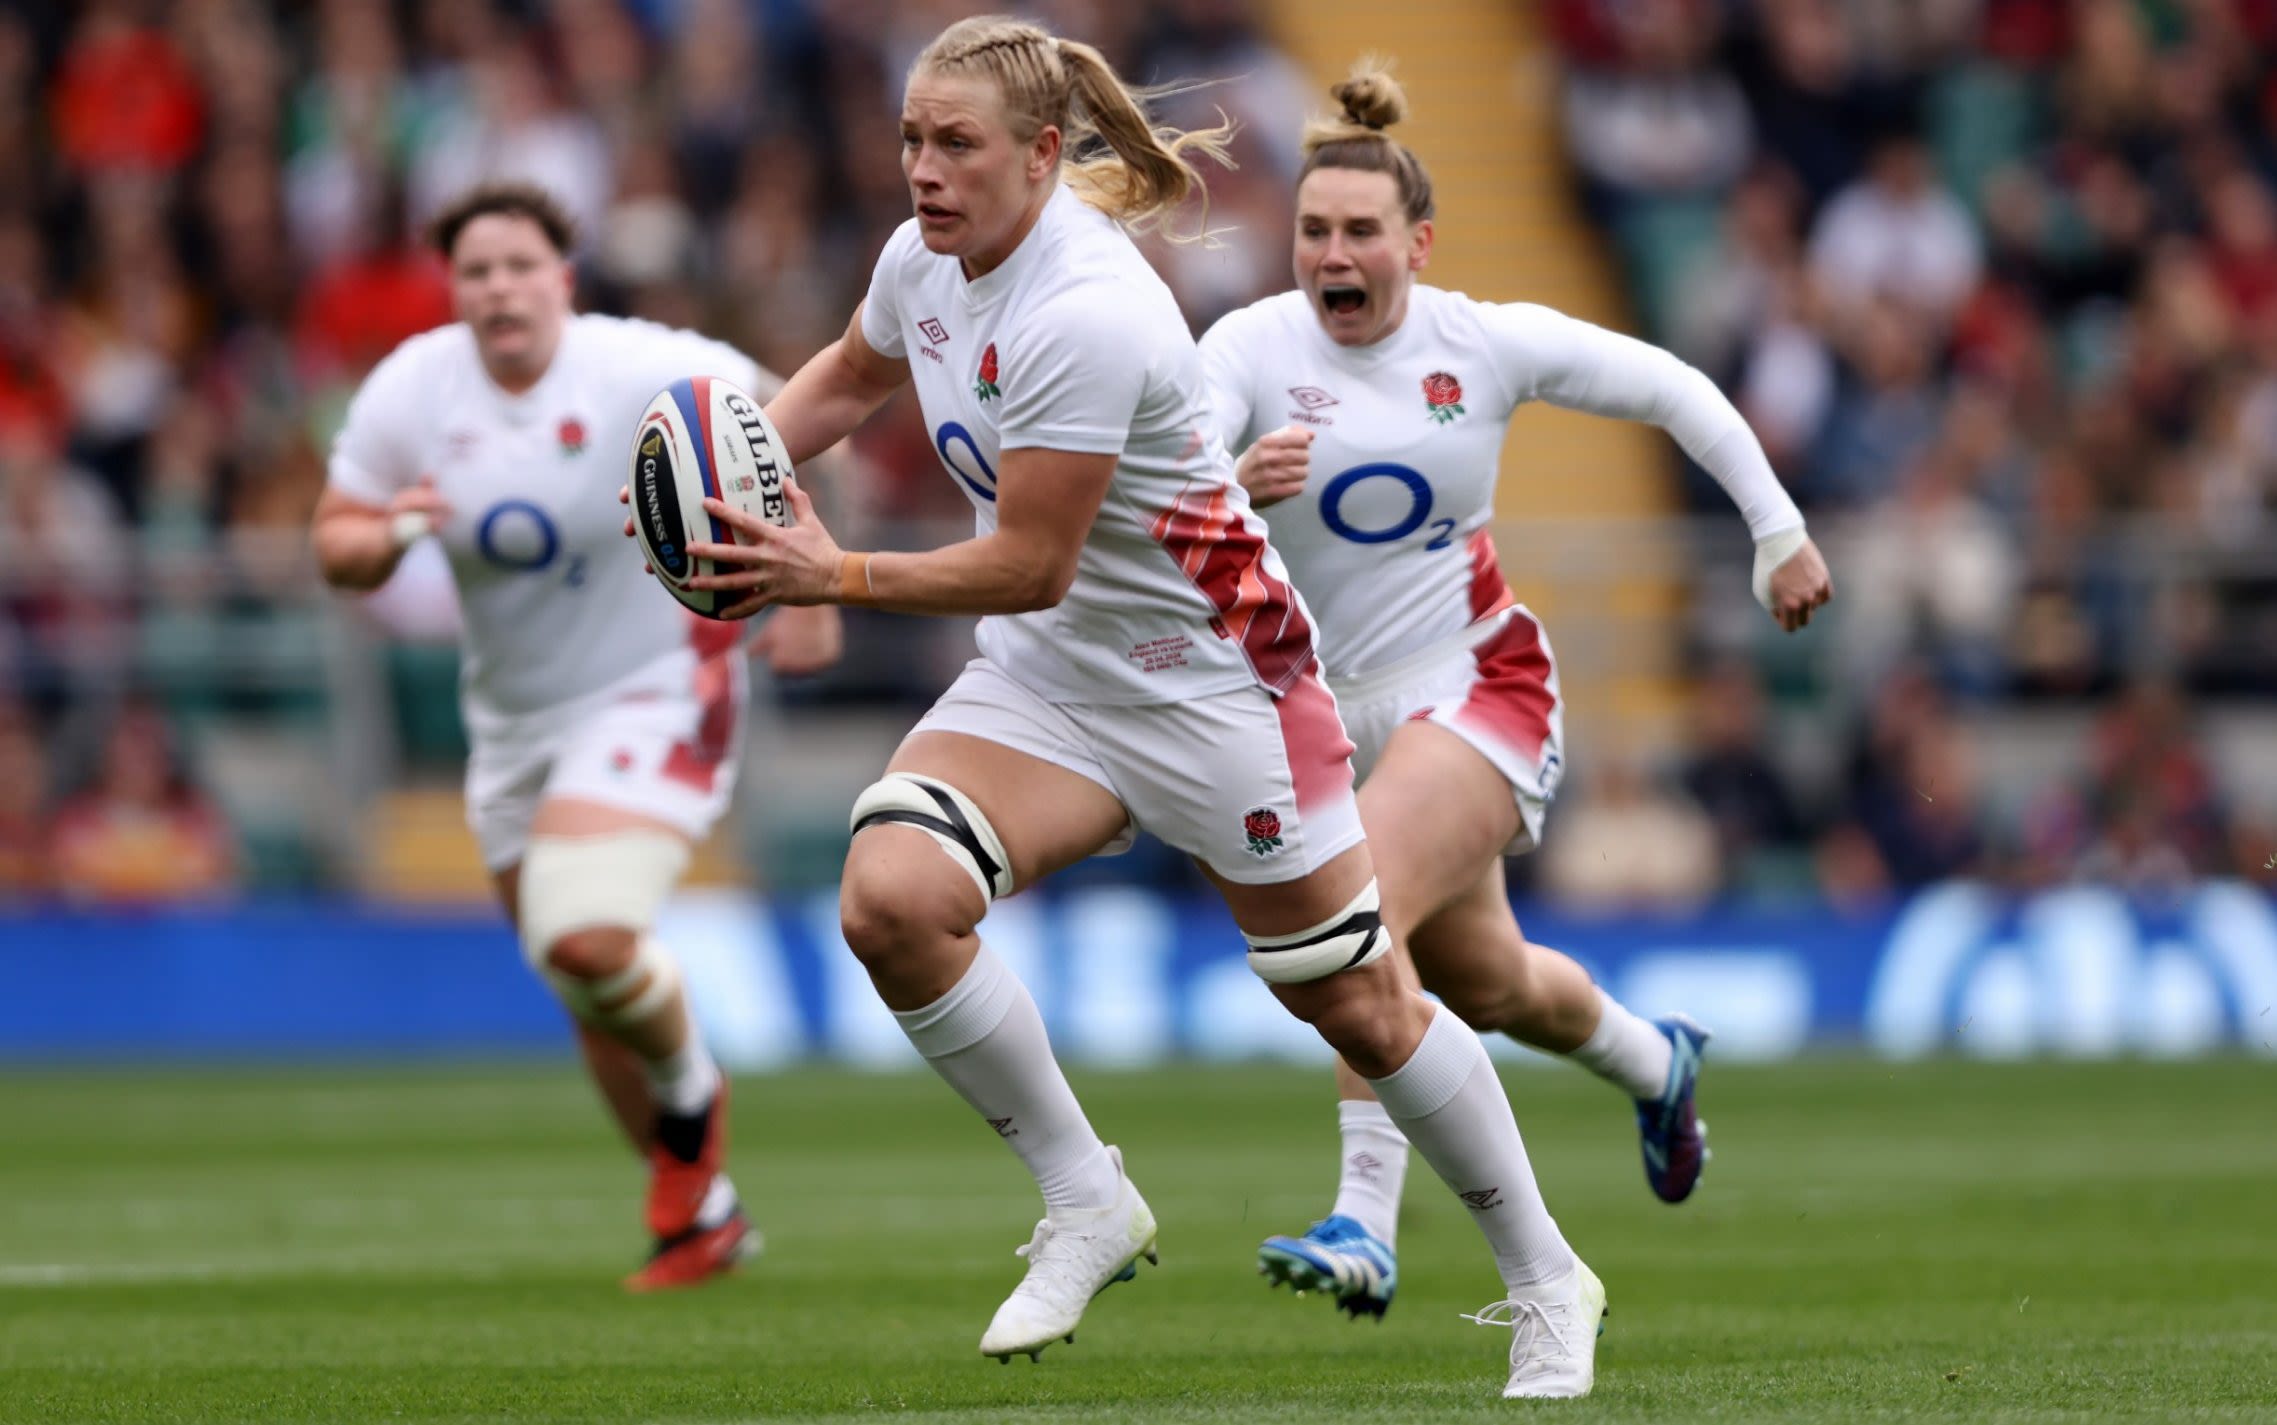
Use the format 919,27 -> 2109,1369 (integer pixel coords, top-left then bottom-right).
935,422 -> 999,504
476,499 -> 587,587
1317,463 -> 1456,550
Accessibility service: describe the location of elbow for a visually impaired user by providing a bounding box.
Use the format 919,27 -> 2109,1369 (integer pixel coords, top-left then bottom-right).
311,531 -> 380,592
1006,555 -> 1079,613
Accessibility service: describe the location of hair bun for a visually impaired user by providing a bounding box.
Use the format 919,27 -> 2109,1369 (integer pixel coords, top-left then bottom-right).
1332,65 -> 1407,131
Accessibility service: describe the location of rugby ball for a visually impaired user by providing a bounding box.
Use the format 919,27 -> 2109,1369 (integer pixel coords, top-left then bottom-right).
628,375 -> 796,618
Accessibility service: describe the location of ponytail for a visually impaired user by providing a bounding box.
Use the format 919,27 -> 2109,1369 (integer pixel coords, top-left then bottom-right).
914,16 -> 1235,237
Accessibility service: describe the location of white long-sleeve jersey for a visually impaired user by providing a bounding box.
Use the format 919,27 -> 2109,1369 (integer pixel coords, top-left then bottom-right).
1200,285 -> 1801,680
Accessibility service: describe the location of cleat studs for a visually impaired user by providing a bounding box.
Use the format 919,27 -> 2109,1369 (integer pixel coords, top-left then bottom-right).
1026,1349 -> 1041,1363
1064,1333 -> 1075,1344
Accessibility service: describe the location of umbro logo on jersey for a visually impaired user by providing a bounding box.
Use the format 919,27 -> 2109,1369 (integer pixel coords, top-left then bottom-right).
917,317 -> 949,365
1286,385 -> 1337,426
1458,1187 -> 1504,1211
987,1116 -> 1019,1139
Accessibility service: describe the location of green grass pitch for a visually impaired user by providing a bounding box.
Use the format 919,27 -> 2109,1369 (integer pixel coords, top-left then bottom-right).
2,1057 -> 2272,1422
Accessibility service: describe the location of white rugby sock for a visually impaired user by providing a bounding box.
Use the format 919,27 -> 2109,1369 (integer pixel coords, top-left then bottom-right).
695,1173 -> 739,1230
646,1036 -> 721,1117
1367,1007 -> 1576,1291
1568,989 -> 1675,1101
893,943 -> 1120,1214
1328,1099 -> 1409,1246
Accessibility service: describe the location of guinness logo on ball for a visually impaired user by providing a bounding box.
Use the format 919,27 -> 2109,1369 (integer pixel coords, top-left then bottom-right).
636,422 -> 690,579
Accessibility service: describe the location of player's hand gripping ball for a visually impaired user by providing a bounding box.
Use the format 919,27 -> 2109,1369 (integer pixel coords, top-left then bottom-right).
628,376 -> 797,618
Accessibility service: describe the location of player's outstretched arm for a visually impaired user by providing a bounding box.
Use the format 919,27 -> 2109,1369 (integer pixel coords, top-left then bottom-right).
763,303 -> 910,467
310,480 -> 452,591
1490,302 -> 1833,631
684,445 -> 1114,619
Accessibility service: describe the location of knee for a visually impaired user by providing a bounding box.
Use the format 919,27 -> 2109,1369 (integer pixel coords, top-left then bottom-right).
540,925 -> 637,983
1302,982 -> 1428,1080
838,845 -> 979,971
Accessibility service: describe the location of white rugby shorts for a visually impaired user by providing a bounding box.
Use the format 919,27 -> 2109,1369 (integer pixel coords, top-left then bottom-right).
911,657 -> 1365,884
464,649 -> 748,871
1330,606 -> 1565,855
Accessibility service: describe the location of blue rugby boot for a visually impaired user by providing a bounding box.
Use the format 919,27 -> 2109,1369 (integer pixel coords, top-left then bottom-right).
1257,1214 -> 1397,1320
1636,1014 -> 1712,1203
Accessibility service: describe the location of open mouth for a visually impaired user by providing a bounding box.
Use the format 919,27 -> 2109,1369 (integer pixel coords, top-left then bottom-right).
917,203 -> 958,223
1322,285 -> 1366,316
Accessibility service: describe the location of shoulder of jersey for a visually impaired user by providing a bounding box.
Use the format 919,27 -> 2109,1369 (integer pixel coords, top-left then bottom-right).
1258,288 -> 1316,329
1419,284 -> 1516,349
1052,195 -> 1171,287
361,321 -> 479,395
1409,282 -> 1472,322
875,217 -> 928,274
1202,290 -> 1304,356
566,311 -> 687,348
571,312 -> 753,385
1429,284 -> 1552,334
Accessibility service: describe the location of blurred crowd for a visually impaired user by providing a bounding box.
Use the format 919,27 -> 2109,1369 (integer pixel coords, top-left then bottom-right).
1534,0 -> 2277,907
0,0 -> 2269,907
1559,0 -> 2277,695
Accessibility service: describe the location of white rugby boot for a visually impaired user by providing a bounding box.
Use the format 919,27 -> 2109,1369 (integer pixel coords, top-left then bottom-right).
1463,1257 -> 1608,1398
978,1146 -> 1158,1363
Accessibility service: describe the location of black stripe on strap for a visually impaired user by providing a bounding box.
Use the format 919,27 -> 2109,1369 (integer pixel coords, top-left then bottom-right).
853,785 -> 1006,892
1254,909 -> 1385,972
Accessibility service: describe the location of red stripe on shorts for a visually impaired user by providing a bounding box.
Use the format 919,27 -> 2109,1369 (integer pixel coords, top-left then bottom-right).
1150,482 -> 1312,694
1453,606 -> 1558,763
1467,530 -> 1516,622
662,651 -> 740,793
1273,663 -> 1356,815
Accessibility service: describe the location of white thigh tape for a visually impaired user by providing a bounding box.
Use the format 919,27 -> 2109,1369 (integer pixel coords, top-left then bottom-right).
517,830 -> 690,968
1244,881 -> 1390,984
849,772 -> 1014,902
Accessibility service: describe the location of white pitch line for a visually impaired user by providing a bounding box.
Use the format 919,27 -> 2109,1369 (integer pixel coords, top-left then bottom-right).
0,1251 -> 518,1288
0,1262 -> 232,1286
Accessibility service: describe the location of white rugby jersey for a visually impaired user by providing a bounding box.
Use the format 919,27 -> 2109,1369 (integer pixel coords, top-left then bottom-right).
859,185 -> 1314,705
1201,286 -> 1801,680
328,313 -> 762,737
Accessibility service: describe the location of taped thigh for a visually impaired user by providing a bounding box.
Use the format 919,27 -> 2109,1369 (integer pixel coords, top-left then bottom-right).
1244,880 -> 1391,984
516,830 -> 690,1015
848,772 -> 1014,902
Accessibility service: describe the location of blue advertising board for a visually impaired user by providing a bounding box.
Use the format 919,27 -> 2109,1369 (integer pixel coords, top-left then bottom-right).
3,882 -> 2273,1065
